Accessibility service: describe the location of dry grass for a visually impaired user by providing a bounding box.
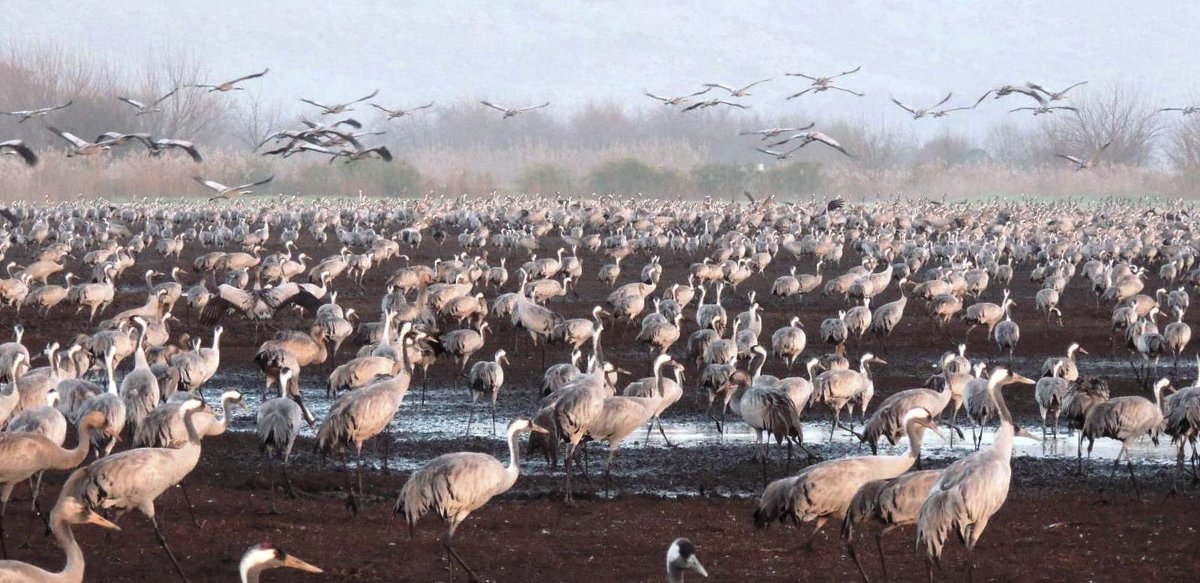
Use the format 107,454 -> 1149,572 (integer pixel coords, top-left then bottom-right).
0,149 -> 1191,203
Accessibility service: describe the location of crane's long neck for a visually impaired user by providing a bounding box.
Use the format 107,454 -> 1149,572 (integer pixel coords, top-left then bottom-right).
133,328 -> 149,370
503,427 -> 523,490
396,327 -> 411,372
209,398 -> 235,437
991,381 -> 1017,457
51,512 -> 85,581
104,355 -> 118,395
902,419 -> 928,464
54,419 -> 97,470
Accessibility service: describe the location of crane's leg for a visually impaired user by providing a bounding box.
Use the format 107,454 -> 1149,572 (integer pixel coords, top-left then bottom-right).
421,366 -> 431,406
604,448 -> 617,494
875,528 -> 891,583
465,397 -> 477,437
491,398 -> 498,436
29,472 -> 44,513
844,536 -> 871,583
176,480 -> 201,528
801,516 -> 827,553
266,463 -> 281,515
656,417 -> 673,447
563,441 -> 577,504
443,540 -> 482,583
283,462 -> 299,499
149,514 -> 191,583
0,497 -> 8,559
1125,448 -> 1142,499
382,428 -> 392,474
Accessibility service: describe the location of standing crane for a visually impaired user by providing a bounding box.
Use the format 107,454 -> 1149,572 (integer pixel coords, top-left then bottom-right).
393,417 -> 546,582
317,323 -> 415,514
917,366 -> 1035,583
466,350 -> 509,436
58,399 -> 208,581
754,408 -> 942,553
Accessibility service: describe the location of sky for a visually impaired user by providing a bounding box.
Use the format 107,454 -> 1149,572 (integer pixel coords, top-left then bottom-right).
3,1 -> 1197,137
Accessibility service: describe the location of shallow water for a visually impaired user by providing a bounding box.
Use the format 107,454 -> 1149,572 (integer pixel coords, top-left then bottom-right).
202,365 -> 1180,478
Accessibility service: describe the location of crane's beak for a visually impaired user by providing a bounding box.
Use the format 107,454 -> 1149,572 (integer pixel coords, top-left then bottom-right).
1011,373 -> 1037,385
283,555 -> 324,574
921,418 -> 947,442
1014,425 -> 1040,441
86,511 -> 121,531
687,556 -> 708,578
1077,347 -> 1089,355
530,423 -> 550,434
872,357 -> 889,365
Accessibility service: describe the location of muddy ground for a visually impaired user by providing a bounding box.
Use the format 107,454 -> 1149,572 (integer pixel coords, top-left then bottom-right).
4,224 -> 1200,581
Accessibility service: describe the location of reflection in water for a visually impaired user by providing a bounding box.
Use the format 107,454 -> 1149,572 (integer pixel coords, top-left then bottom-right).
208,369 -> 1178,478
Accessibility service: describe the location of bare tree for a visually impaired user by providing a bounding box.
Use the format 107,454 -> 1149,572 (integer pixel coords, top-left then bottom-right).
986,121 -> 1039,168
137,50 -> 227,141
231,85 -> 284,151
1040,84 -> 1162,167
1165,115 -> 1200,170
915,129 -> 979,166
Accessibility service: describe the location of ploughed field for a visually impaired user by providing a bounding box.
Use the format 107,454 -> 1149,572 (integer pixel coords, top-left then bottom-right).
3,208 -> 1199,582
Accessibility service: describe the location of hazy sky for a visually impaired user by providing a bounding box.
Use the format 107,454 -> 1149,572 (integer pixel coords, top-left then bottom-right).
4,1 -> 1197,134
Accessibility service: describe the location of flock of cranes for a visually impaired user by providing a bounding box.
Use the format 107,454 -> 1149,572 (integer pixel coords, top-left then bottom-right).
5,63 -> 1199,185
0,192 -> 1196,582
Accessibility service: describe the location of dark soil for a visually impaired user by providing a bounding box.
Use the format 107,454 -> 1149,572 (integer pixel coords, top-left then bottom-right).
3,221 -> 1199,582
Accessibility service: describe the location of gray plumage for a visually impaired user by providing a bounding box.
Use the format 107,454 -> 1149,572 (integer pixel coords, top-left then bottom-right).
861,382 -> 954,455
118,319 -> 159,438
317,323 -> 414,512
258,367 -> 304,512
1077,379 -> 1166,494
58,400 -> 207,580
466,350 -> 508,436
754,407 -> 940,551
394,417 -> 543,538
917,367 -> 1034,581
842,469 -> 942,582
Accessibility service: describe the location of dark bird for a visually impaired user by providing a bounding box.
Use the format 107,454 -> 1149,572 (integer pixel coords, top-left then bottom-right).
371,102 -> 434,120
890,93 -> 955,119
1055,140 -> 1112,171
117,89 -> 177,115
481,101 -> 551,118
46,127 -> 112,157
785,66 -> 864,98
188,68 -> 269,92
754,146 -> 802,160
703,79 -> 771,97
644,88 -> 711,106
148,139 -> 203,162
332,145 -> 393,164
300,90 -> 380,115
194,174 -> 275,200
739,124 -> 815,139
1027,81 -> 1087,101
768,131 -> 854,156
682,98 -> 748,112
975,84 -> 1045,107
94,132 -> 153,147
0,100 -> 72,123
0,140 -> 37,166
